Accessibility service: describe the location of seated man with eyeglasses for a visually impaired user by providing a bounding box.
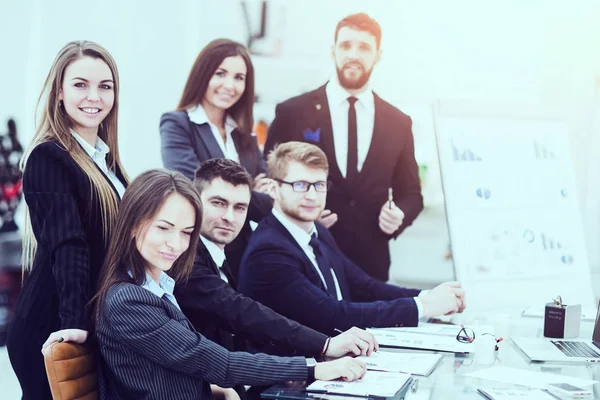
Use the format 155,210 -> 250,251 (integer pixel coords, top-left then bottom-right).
238,142 -> 466,336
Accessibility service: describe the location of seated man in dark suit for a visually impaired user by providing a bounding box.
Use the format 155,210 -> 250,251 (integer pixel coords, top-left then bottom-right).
175,158 -> 377,359
238,142 -> 466,335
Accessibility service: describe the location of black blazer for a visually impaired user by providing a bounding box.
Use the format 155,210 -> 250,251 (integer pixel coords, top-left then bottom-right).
174,239 -> 327,356
13,140 -> 126,331
160,111 -> 273,277
97,282 -> 308,400
238,213 -> 421,336
264,85 -> 424,281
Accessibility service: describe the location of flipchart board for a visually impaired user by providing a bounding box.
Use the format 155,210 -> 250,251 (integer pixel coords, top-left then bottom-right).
434,115 -> 595,312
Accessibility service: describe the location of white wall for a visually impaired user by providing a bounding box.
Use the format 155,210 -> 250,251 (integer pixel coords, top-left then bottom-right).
1,0 -> 599,285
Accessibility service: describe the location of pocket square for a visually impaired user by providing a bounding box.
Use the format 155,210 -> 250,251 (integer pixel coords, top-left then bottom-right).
303,128 -> 320,143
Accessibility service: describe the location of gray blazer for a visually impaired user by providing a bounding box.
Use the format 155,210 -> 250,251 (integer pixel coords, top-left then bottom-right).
96,282 -> 308,400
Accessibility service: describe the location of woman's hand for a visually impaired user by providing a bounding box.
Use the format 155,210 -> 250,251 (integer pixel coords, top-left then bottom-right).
41,329 -> 88,353
210,385 -> 241,400
315,357 -> 367,382
253,173 -> 271,193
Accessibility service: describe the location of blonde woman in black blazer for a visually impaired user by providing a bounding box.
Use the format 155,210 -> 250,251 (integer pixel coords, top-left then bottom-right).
6,41 -> 128,399
94,169 -> 366,400
160,39 -> 271,279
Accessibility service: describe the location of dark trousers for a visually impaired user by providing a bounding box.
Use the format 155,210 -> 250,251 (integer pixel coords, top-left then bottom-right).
7,315 -> 53,399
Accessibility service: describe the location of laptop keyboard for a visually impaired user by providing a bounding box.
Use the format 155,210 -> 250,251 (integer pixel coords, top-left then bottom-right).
551,340 -> 600,358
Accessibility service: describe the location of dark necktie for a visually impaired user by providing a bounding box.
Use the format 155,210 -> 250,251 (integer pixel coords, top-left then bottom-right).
220,259 -> 237,290
347,96 -> 359,181
309,233 -> 337,297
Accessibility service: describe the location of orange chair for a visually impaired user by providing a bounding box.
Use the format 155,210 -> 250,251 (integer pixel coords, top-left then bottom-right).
43,342 -> 98,400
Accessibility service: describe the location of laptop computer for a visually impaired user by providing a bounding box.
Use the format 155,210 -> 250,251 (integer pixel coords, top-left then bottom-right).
513,301 -> 600,363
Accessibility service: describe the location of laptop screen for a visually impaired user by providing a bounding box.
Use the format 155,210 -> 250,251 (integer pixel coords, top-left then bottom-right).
593,300 -> 600,341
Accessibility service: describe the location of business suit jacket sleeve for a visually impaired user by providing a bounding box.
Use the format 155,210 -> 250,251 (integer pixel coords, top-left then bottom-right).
160,111 -> 199,181
391,115 -> 423,238
264,103 -> 292,157
240,245 -> 419,334
104,284 -> 308,387
23,145 -> 91,329
175,248 -> 327,356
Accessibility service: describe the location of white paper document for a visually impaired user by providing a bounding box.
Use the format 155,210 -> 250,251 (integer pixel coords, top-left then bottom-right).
477,387 -> 559,400
306,371 -> 411,397
377,323 -> 495,336
357,351 -> 443,376
367,328 -> 474,353
464,366 -> 597,389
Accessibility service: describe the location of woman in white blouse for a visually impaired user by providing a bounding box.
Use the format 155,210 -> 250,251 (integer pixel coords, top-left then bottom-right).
160,39 -> 271,278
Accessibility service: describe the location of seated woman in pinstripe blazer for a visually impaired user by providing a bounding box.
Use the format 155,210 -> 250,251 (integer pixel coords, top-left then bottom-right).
94,169 -> 366,400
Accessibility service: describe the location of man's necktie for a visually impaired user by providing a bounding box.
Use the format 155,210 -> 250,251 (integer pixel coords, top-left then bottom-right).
309,233 -> 337,297
347,96 -> 359,181
220,259 -> 237,290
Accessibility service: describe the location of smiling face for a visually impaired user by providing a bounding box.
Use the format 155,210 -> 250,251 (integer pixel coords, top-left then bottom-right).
199,177 -> 250,248
59,56 -> 115,137
201,55 -> 247,113
271,161 -> 327,232
332,26 -> 381,91
135,193 -> 196,282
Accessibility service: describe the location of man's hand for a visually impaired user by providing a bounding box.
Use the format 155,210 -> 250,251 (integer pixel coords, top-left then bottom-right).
318,209 -> 338,229
378,202 -> 404,235
420,281 -> 466,318
325,327 -> 379,357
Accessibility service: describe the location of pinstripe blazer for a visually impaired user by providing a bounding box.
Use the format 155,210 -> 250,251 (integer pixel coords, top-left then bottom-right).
12,141 -> 126,331
96,282 -> 308,400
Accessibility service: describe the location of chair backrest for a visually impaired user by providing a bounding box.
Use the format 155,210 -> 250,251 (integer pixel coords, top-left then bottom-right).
43,342 -> 98,400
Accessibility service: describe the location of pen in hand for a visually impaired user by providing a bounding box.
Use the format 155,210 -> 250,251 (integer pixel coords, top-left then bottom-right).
388,187 -> 393,209
334,328 -> 343,336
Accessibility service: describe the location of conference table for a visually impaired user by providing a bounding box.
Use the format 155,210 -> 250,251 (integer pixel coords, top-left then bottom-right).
260,309 -> 600,399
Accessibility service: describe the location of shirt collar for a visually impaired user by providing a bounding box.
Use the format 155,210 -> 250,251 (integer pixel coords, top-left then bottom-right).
187,104 -> 238,135
272,208 -> 316,248
200,235 -> 226,268
139,270 -> 176,299
325,76 -> 374,111
70,129 -> 110,159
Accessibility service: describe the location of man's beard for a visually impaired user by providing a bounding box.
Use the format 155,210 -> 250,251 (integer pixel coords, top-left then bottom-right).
336,63 -> 373,90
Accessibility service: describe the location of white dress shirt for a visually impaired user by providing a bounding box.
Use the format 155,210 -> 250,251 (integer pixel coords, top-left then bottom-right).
272,209 -> 343,300
200,235 -> 229,283
187,104 -> 239,162
325,77 -> 375,177
70,129 -> 126,199
140,271 -> 180,309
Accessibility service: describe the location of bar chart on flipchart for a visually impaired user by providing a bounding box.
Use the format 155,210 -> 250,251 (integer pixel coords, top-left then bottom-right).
435,115 -> 594,311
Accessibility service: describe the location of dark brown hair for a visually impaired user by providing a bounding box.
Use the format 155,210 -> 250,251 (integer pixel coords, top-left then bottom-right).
194,158 -> 252,194
334,13 -> 382,49
266,141 -> 329,180
93,169 -> 202,319
177,39 -> 255,141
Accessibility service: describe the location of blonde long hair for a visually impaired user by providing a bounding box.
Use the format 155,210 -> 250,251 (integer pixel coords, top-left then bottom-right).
21,40 -> 129,273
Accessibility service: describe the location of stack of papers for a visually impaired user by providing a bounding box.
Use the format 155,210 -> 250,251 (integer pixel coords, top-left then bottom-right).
367,328 -> 474,353
357,351 -> 443,376
477,388 -> 560,400
378,323 -> 495,336
306,371 -> 411,398
464,366 -> 597,388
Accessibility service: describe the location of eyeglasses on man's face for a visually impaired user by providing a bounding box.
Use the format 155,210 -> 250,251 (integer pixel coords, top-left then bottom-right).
275,179 -> 331,193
